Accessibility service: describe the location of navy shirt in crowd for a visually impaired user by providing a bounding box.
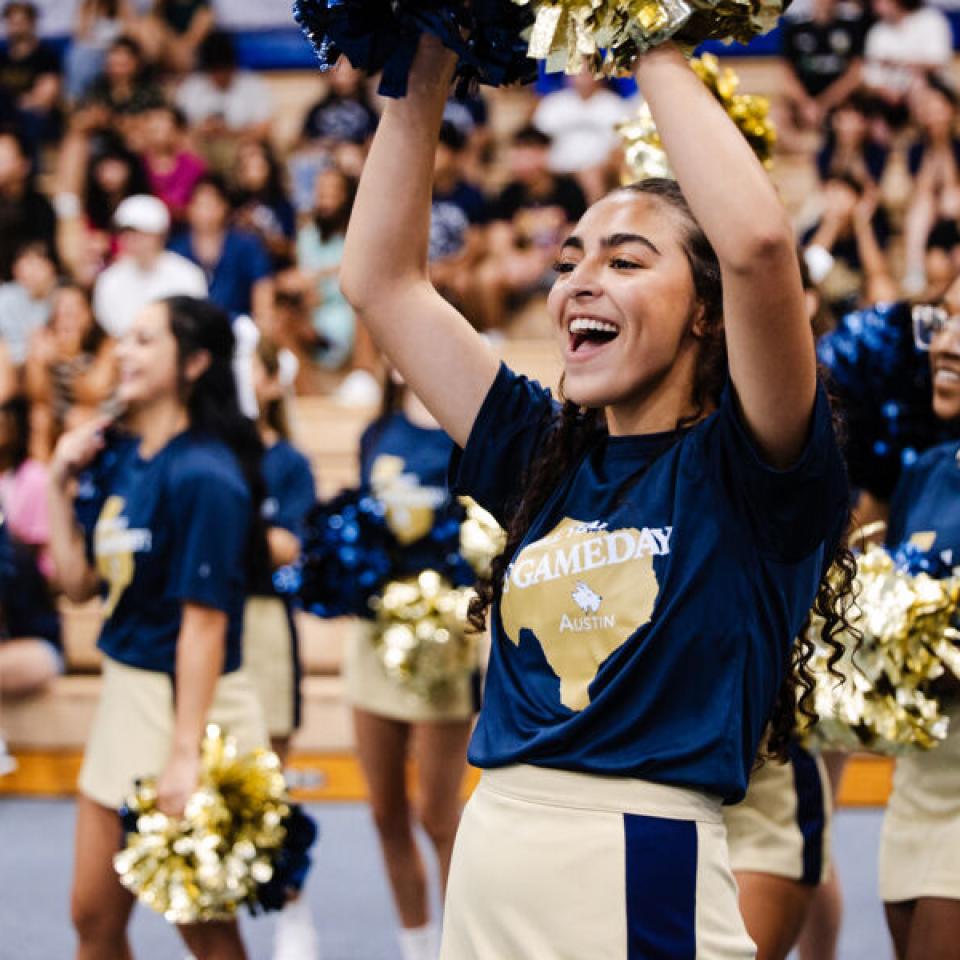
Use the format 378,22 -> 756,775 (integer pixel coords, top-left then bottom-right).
887,440 -> 960,561
75,431 -> 251,675
263,440 -> 316,535
781,4 -> 865,97
169,228 -> 272,316
451,365 -> 847,802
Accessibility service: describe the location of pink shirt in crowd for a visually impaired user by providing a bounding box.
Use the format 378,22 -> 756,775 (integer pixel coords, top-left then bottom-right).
146,152 -> 207,219
0,459 -> 53,578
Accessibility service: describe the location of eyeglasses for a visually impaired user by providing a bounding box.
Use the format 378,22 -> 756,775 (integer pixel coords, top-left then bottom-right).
911,304 -> 960,351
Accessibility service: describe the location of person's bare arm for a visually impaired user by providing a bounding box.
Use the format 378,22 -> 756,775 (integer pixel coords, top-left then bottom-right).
155,604 -> 226,816
639,45 -> 814,467
339,37 -> 498,447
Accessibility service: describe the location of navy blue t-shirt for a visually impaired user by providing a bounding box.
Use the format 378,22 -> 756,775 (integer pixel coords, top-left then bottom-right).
360,413 -> 456,574
886,440 -> 960,562
451,365 -> 847,802
75,431 -> 252,674
169,228 -> 273,316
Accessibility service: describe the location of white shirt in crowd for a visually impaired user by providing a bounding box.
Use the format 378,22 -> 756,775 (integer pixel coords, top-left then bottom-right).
864,7 -> 954,93
533,88 -> 630,174
175,71 -> 273,131
0,284 -> 51,365
93,251 -> 208,339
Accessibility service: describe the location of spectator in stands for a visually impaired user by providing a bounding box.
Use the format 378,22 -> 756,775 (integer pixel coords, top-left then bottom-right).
902,75 -> 960,295
230,139 -> 296,269
301,62 -> 379,147
64,0 -> 139,102
443,91 -> 492,184
169,173 -> 274,322
802,173 -> 898,315
0,241 -> 58,368
175,30 -> 272,171
863,0 -> 953,137
92,193 -> 206,337
0,2 -> 62,149
816,93 -> 890,187
83,34 -> 164,121
25,283 -> 118,461
141,0 -> 215,75
532,69 -> 630,202
473,125 -> 587,330
778,0 -> 866,148
0,127 -> 55,282
294,166 -> 359,370
139,102 -> 206,221
82,134 -> 151,268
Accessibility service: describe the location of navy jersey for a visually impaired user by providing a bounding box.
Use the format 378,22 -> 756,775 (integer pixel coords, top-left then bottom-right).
886,440 -> 960,562
451,365 -> 847,802
263,440 -> 316,535
360,412 -> 455,573
75,431 -> 252,674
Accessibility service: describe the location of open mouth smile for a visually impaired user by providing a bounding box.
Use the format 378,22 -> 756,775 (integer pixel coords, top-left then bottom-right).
567,316 -> 621,356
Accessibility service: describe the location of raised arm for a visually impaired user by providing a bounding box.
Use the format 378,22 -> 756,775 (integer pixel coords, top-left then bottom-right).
637,45 -> 815,467
339,39 -> 498,447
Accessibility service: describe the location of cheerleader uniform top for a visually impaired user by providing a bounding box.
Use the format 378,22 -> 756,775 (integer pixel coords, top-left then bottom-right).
451,365 -> 848,803
75,430 -> 252,675
886,439 -> 960,563
359,411 -> 456,574
254,439 -> 316,597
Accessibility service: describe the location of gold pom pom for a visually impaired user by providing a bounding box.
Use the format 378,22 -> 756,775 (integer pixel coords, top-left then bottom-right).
514,0 -> 787,75
114,726 -> 290,924
372,571 -> 477,702
619,53 -> 774,182
458,497 -> 506,578
801,546 -> 960,755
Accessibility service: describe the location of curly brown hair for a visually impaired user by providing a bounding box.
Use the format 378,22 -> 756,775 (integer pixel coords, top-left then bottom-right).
468,178 -> 855,761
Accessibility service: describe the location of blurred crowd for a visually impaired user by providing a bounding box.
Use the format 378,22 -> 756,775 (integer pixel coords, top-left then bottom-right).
1,0 -> 960,705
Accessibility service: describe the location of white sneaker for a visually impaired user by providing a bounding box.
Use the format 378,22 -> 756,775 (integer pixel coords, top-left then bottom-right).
272,896 -> 320,960
334,369 -> 381,407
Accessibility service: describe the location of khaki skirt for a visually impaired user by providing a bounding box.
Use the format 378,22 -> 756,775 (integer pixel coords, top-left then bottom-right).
725,743 -> 831,886
343,621 -> 478,723
880,702 -> 960,903
242,596 -> 300,738
441,765 -> 757,960
79,656 -> 268,810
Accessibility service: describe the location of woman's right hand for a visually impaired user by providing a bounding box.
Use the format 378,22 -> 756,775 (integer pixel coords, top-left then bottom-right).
50,416 -> 111,488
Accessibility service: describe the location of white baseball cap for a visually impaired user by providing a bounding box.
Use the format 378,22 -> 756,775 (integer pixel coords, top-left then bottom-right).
114,194 -> 170,235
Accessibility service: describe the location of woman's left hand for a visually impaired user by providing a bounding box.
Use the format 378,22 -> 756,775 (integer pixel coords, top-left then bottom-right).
155,749 -> 201,817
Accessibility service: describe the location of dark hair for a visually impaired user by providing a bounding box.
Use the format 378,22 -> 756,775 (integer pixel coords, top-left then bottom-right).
824,170 -> 865,196
512,124 -> 551,148
108,33 -> 144,62
53,282 -> 107,355
313,168 -> 357,243
231,140 -> 290,208
0,125 -> 31,162
199,30 -> 236,71
189,171 -> 231,206
2,2 -> 36,21
84,136 -> 151,231
12,238 -> 59,273
467,177 -> 855,761
255,337 -> 291,440
162,296 -> 269,589
438,121 -> 467,153
0,395 -> 29,469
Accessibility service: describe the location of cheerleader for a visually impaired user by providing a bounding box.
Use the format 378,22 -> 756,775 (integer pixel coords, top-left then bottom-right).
879,285 -> 960,959
339,34 -> 851,958
247,336 -> 321,960
343,371 -> 476,960
49,296 -> 267,960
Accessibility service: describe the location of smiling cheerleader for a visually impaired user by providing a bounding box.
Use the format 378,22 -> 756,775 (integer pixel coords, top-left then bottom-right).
338,35 -> 853,958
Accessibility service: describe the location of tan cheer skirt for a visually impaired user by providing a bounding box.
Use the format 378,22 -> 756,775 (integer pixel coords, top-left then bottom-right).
441,765 -> 756,959
725,743 -> 831,885
242,596 -> 299,738
342,621 -> 478,723
879,702 -> 960,902
79,655 -> 268,810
